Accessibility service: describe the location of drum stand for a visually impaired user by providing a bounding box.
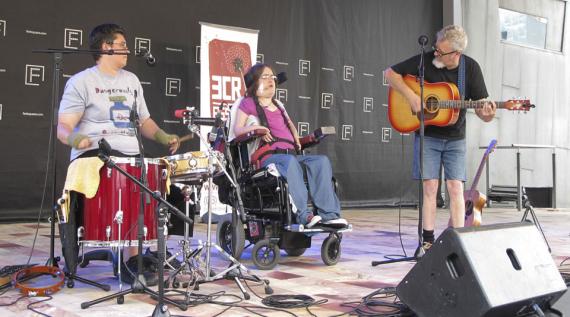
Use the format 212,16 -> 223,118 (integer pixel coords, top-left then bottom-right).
55,194 -> 111,292
81,140 -> 194,316
181,125 -> 272,300
163,185 -> 202,288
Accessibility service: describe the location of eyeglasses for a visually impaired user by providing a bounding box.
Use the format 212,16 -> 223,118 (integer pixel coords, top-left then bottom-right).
108,41 -> 128,49
260,74 -> 277,81
432,45 -> 457,56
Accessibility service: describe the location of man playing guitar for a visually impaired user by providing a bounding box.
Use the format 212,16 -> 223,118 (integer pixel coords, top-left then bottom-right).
384,25 -> 496,252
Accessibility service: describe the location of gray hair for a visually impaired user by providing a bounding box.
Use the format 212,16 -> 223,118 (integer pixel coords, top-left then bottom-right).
436,25 -> 468,52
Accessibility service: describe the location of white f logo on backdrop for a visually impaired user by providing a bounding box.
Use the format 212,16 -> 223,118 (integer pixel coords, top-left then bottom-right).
276,88 -> 288,103
382,127 -> 392,143
64,28 -> 83,49
363,97 -> 374,113
256,54 -> 264,64
25,65 -> 45,86
343,66 -> 354,81
135,37 -> 151,55
342,125 -> 353,141
0,20 -> 6,37
299,60 -> 310,76
165,78 -> 181,96
321,93 -> 333,109
298,122 -> 310,137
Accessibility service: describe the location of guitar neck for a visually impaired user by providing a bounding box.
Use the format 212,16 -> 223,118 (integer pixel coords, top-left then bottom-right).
469,156 -> 487,192
437,100 -> 506,109
468,140 -> 497,192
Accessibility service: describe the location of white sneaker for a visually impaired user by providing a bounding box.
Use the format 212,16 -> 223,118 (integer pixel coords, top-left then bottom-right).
306,215 -> 322,228
322,218 -> 348,227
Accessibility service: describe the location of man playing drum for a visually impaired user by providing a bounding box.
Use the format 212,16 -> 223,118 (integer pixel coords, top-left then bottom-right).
57,23 -> 180,285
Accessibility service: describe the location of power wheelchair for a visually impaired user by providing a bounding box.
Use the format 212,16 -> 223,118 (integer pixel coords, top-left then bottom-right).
213,115 -> 352,270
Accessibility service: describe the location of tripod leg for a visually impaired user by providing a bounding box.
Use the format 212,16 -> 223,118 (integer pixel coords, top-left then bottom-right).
67,273 -> 111,291
81,288 -> 132,309
232,276 -> 250,300
530,207 -> 552,252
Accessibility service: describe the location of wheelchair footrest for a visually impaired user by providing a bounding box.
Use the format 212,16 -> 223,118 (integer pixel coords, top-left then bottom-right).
285,224 -> 352,233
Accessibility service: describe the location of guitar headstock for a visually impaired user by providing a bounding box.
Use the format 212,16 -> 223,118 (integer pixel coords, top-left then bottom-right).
486,139 -> 498,155
504,99 -> 535,111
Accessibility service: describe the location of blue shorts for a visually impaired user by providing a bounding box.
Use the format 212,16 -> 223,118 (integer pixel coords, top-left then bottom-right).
413,135 -> 466,181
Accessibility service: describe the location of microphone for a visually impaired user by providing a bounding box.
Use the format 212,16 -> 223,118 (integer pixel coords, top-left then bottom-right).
418,35 -> 429,46
137,48 -> 156,66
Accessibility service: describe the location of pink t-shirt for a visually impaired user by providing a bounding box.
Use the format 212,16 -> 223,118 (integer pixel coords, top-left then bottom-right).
238,97 -> 295,151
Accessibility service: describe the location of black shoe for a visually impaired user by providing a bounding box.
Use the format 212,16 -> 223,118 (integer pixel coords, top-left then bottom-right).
144,248 -> 181,270
120,256 -> 158,287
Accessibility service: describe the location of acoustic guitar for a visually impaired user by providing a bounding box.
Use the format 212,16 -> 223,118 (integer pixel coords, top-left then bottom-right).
388,75 -> 534,133
464,139 -> 497,227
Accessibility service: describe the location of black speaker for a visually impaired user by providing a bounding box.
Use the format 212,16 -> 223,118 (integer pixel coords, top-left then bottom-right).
397,222 -> 567,317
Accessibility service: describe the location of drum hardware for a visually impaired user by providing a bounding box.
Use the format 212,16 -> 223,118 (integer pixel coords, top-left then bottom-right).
54,194 -> 111,291
163,184 -> 201,288
80,138 -> 193,313
115,191 -> 125,291
175,118 -> 272,300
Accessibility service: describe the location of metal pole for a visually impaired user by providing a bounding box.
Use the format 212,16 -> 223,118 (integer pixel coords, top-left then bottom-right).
516,150 -> 522,211
552,151 -> 557,209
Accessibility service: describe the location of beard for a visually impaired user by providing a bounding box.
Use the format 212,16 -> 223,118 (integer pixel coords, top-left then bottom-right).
432,58 -> 445,69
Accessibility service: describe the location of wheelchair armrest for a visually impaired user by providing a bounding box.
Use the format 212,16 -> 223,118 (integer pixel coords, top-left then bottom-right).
300,126 -> 336,150
231,129 -> 266,145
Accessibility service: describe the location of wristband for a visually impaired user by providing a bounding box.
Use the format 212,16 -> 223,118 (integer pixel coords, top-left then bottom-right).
154,129 -> 179,146
67,132 -> 88,149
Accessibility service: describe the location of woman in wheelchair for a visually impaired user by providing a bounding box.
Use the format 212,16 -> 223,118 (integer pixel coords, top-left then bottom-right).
234,63 -> 347,229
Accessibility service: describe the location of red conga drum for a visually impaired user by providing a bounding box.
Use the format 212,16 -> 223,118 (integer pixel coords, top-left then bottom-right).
79,157 -> 167,247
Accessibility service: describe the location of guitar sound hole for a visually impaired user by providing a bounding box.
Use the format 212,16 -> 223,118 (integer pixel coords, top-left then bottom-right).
425,96 -> 439,112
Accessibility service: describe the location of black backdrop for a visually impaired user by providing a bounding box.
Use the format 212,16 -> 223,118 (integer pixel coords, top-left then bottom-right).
0,0 -> 442,220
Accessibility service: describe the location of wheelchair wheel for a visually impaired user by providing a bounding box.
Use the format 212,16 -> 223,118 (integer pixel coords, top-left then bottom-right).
284,248 -> 307,257
321,234 -> 341,266
252,239 -> 280,270
215,213 -> 245,260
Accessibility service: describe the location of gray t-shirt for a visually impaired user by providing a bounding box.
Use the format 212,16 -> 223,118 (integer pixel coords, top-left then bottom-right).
59,66 -> 151,160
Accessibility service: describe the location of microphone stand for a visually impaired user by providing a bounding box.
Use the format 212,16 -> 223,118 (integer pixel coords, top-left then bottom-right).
132,90 -> 148,293
32,48 -> 129,292
80,140 -> 192,314
179,115 -> 272,300
372,37 -> 428,266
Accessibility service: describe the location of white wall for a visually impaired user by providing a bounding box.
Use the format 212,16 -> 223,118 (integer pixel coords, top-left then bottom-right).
458,0 -> 570,207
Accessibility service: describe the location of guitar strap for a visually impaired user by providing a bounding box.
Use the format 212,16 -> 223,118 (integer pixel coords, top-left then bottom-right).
457,55 -> 466,100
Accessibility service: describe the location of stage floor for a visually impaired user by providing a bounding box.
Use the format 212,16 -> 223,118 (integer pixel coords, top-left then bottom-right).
0,206 -> 569,316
